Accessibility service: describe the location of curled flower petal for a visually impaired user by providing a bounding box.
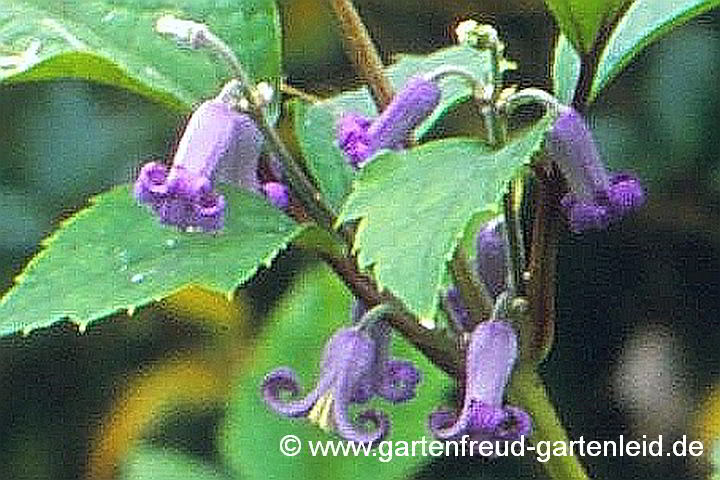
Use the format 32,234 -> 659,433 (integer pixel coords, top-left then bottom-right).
333,370 -> 391,444
608,173 -> 645,217
337,76 -> 441,168
334,408 -> 391,444
377,359 -> 422,403
194,191 -> 226,231
494,406 -> 532,440
134,162 -> 169,203
262,366 -> 327,418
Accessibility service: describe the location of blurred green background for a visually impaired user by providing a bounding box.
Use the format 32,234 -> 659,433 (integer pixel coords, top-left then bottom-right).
1,0 -> 720,479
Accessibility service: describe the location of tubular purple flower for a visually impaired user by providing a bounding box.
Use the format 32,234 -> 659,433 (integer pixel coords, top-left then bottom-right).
262,326 -> 390,444
443,217 -> 509,333
474,217 -> 508,299
134,99 -> 264,231
349,299 -> 422,404
429,320 -> 531,448
546,106 -> 645,233
337,75 -> 441,168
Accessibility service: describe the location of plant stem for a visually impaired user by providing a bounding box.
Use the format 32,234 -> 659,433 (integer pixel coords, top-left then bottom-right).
509,369 -> 591,480
200,29 -> 338,230
485,32 -> 508,147
571,5 -> 633,112
249,101 -> 337,230
450,248 -> 493,326
504,174 -> 528,297
320,252 -> 461,376
328,0 -> 394,110
525,167 -> 561,363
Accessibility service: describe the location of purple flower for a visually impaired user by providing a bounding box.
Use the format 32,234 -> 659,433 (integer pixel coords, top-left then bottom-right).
349,300 -> 422,404
429,320 -> 531,449
546,106 -> 645,233
474,217 -> 508,299
262,182 -> 290,210
337,76 -> 441,168
134,99 -> 264,231
443,217 -> 509,332
443,286 -> 473,333
262,326 -> 390,444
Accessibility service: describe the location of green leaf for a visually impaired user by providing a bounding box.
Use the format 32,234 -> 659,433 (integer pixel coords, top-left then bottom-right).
338,118 -> 553,320
591,0 -> 720,101
0,184 -> 302,336
220,264 -> 449,480
294,45 -> 493,210
0,0 -> 281,111
293,99 -> 355,210
119,445 -> 229,480
552,34 -> 581,105
544,0 -> 629,53
292,223 -> 348,259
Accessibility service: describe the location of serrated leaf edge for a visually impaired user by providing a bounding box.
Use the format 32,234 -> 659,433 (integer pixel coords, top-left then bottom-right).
337,124 -> 550,320
0,185 -> 306,337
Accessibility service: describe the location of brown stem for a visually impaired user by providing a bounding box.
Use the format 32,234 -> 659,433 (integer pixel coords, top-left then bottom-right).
570,47 -> 596,114
320,252 -> 460,376
526,166 -> 562,363
450,248 -> 493,326
571,2 -> 634,112
328,0 -> 394,110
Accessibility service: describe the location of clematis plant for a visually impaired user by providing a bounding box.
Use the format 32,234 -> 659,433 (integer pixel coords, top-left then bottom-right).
133,80 -> 292,231
8,0 -> 707,479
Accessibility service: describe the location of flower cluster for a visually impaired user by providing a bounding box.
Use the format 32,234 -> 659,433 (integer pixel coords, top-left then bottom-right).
436,221 -> 531,448
262,297 -> 530,449
128,39 -> 648,452
134,90 -> 289,232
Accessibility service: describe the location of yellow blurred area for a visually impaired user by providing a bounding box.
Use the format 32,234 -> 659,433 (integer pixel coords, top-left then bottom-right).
695,384 -> 720,458
160,284 -> 250,335
86,285 -> 253,480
